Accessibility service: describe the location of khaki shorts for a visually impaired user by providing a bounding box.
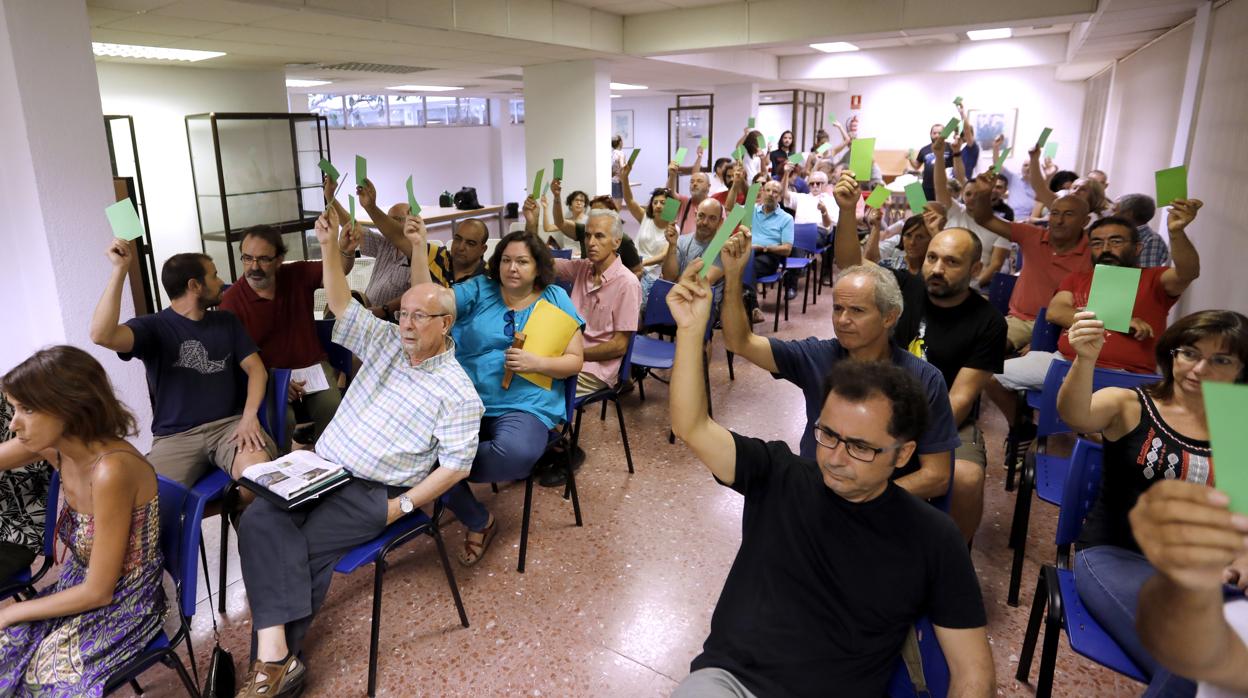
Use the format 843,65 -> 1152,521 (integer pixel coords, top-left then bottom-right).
1005,316 -> 1035,353
148,414 -> 277,488
954,421 -> 987,468
575,371 -> 610,399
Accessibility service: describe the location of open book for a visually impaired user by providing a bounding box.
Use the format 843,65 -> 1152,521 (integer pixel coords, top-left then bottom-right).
241,451 -> 351,504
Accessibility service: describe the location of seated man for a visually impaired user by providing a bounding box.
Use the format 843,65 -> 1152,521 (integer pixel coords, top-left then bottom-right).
236,211 -> 483,697
323,175 -> 418,318
1113,193 -> 1171,267
932,136 -> 1012,290
661,198 -> 728,307
549,185 -> 645,273
781,164 -> 835,241
90,240 -> 273,488
985,203 -> 1202,429
0,397 -> 51,582
747,179 -> 798,310
541,207 -> 641,487
720,227 -> 960,500
666,264 -> 994,697
1131,480 -> 1248,697
220,224 -> 359,447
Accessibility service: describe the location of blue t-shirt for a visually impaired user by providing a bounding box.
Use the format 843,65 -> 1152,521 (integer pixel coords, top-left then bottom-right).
768,337 -> 960,470
120,308 -> 258,436
750,205 -> 794,248
452,276 -> 585,429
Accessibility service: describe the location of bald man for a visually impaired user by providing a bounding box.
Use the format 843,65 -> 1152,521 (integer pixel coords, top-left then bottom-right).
662,197 -> 728,306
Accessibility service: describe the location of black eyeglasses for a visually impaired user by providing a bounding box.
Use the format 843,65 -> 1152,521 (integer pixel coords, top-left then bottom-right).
812,423 -> 904,463
240,253 -> 277,266
504,310 -> 516,339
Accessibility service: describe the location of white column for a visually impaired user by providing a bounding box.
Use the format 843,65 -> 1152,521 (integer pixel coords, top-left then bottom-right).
712,82 -> 759,161
0,0 -> 153,445
523,60 -> 611,208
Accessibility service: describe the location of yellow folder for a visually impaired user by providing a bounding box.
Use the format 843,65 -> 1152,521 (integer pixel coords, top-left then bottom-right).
516,299 -> 580,390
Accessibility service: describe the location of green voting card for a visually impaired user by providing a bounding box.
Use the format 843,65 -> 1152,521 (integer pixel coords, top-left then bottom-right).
865,186 -> 890,209
742,181 -> 762,215
940,117 -> 959,140
674,147 -> 688,165
1043,141 -> 1059,159
747,117 -> 755,129
849,138 -> 875,181
828,112 -> 837,123
789,151 -> 804,166
816,142 -> 831,155
660,196 -> 681,223
348,194 -> 356,228
1203,382 -> 1248,514
699,136 -> 708,149
317,159 -> 339,182
953,96 -> 963,106
903,182 -> 927,214
105,199 -> 145,241
993,147 -> 1011,173
355,155 -> 367,186
732,145 -> 745,161
699,204 -> 748,278
1155,166 -> 1187,207
627,148 -> 640,167
406,175 -> 420,215
1085,264 -> 1141,334
552,158 -> 564,180
1036,127 -> 1053,148
531,169 -> 544,200
541,182 -> 549,199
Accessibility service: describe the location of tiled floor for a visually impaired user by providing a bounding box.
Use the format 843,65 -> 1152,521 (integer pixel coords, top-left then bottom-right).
111,284 -> 1142,697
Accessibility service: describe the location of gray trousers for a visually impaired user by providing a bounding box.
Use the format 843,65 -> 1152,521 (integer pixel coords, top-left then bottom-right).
672,668 -> 759,698
238,478 -> 400,657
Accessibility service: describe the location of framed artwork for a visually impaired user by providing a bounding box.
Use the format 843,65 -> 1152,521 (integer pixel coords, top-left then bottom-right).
612,110 -> 634,149
967,108 -> 1018,153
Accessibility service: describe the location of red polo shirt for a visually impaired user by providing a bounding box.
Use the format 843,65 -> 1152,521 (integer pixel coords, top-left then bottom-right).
219,261 -> 325,369
1057,266 -> 1177,373
1008,222 -> 1092,321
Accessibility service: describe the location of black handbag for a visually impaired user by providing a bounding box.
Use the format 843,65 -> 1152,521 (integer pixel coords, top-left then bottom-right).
439,190 -> 454,208
202,643 -> 236,698
453,187 -> 481,210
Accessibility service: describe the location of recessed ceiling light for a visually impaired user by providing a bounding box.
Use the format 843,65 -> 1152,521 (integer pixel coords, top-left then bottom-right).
386,85 -> 463,92
92,42 -> 225,62
610,95 -> 621,99
285,79 -> 331,87
610,82 -> 647,90
809,42 -> 858,53
967,28 -> 1012,41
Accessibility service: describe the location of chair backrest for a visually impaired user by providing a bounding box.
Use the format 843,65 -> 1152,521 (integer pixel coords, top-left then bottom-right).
741,250 -> 757,286
562,372 -> 577,426
617,333 -> 638,385
1035,359 -> 1162,438
551,248 -> 573,259
35,468 -> 61,562
259,368 -> 292,448
1055,439 -> 1104,547
155,476 -> 205,619
987,272 -> 1017,315
1031,307 -> 1060,353
792,223 -> 820,254
316,318 -> 354,379
641,279 -> 677,327
886,616 -> 951,697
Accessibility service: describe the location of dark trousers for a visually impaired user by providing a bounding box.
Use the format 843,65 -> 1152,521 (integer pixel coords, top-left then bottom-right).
443,412 -> 549,532
239,478 -> 399,657
753,252 -> 796,292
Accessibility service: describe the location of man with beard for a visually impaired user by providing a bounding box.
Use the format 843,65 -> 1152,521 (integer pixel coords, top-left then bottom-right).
662,198 -> 730,308
832,171 -> 1007,541
985,205 -> 1202,423
662,148 -> 712,235
90,241 -> 275,487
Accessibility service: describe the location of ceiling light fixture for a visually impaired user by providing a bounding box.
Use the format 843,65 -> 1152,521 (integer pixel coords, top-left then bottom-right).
386,84 -> 463,92
809,42 -> 858,53
610,82 -> 647,90
967,28 -> 1012,41
611,95 -> 621,99
285,79 -> 331,87
92,42 -> 225,62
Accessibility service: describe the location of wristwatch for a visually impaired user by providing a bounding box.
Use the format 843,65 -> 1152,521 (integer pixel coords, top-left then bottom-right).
398,494 -> 414,515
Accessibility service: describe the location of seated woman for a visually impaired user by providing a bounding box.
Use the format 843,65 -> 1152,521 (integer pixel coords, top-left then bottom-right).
407,220 -> 584,566
0,346 -> 165,696
542,188 -> 588,249
1057,309 -> 1248,697
618,169 -> 671,303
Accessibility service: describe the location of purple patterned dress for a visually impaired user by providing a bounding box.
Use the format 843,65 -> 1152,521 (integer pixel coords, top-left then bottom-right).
0,496 -> 166,697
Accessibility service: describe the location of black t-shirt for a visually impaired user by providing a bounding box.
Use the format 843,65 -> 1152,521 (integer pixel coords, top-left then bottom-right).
916,143 -> 952,200
889,267 -> 928,349
692,432 -> 986,698
120,308 -> 258,436
993,200 -> 1016,222
576,222 -> 642,269
904,286 -> 1007,391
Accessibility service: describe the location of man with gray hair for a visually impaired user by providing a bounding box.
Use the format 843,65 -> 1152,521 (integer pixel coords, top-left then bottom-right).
1114,193 -> 1171,267
718,226 -> 959,501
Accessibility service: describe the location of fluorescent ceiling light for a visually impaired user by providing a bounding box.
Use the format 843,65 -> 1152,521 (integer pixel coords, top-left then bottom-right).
610,82 -> 647,90
611,95 -> 621,99
967,28 -> 1012,41
92,42 -> 225,62
387,84 -> 463,92
809,42 -> 858,53
286,79 -> 331,88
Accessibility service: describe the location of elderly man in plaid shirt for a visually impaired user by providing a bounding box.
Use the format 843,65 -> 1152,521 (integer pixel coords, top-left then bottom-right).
236,209 -> 484,697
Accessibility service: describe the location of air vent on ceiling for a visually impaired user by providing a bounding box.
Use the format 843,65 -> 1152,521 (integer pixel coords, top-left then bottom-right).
484,73 -> 524,81
318,62 -> 432,74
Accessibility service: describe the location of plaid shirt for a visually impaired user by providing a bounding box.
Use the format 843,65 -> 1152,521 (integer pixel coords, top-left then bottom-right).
1137,225 -> 1172,268
317,300 -> 484,486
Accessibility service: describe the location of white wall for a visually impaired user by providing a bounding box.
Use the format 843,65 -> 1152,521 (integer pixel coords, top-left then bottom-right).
826,66 -> 1087,175
96,63 -> 288,297
611,94 -> 676,196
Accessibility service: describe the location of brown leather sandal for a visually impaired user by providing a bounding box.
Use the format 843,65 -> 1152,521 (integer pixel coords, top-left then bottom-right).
239,655 -> 306,697
457,516 -> 498,567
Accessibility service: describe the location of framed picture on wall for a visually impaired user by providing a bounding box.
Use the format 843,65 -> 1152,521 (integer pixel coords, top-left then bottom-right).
967,108 -> 1018,154
612,110 -> 634,149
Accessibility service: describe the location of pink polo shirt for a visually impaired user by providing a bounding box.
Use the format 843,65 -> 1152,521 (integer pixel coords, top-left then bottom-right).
554,255 -> 641,385
1008,222 -> 1092,321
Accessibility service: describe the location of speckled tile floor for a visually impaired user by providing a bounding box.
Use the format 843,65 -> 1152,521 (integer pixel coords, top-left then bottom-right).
105,284 -> 1141,697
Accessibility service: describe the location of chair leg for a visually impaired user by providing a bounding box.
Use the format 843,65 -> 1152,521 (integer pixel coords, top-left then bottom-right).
163,652 -> 199,698
637,373 -> 646,401
614,398 -> 634,474
726,350 -> 735,381
1016,571 -> 1048,683
430,527 -> 470,628
218,504 -> 229,615
129,679 -> 144,695
1035,567 -> 1063,698
517,476 -> 534,573
1007,458 -> 1037,606
801,266 -> 811,313
490,482 -> 499,493
182,621 -> 200,686
773,285 -> 782,333
599,399 -> 607,421
564,444 -> 583,527
367,559 -> 386,696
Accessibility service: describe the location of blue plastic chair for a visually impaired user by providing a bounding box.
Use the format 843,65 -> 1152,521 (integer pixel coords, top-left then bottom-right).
550,248 -> 573,259
0,468 -> 58,602
1031,307 -> 1060,353
988,272 -> 1017,315
753,248 -> 790,333
1004,307 -> 1062,491
258,368 -> 293,450
333,498 -> 469,696
191,469 -> 236,615
886,617 -> 951,697
571,334 -> 636,474
787,223 -> 820,313
1015,439 -> 1147,697
316,318 -> 355,385
632,279 -> 714,422
1005,358 -> 1160,606
103,476 -> 205,696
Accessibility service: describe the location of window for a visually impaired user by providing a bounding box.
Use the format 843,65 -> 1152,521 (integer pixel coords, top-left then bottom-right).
457,97 -> 489,126
424,96 -> 457,126
388,94 -> 424,126
347,95 -> 387,128
295,94 -> 491,129
308,94 -> 345,128
509,98 -> 525,124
